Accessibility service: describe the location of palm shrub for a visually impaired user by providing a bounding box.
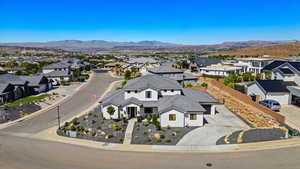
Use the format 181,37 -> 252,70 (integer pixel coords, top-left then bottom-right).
107,106 -> 115,119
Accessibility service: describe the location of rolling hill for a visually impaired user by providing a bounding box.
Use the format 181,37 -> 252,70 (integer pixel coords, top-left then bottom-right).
215,42 -> 300,58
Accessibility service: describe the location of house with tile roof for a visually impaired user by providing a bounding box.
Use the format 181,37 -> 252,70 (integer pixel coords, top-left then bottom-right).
100,74 -> 218,127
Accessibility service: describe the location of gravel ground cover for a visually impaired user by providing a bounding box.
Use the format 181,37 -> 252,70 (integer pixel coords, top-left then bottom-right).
57,111 -> 128,143
0,103 -> 41,123
216,128 -> 286,145
131,120 -> 197,145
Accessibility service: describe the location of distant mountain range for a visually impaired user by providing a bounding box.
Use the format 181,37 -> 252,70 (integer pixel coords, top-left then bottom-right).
0,39 -> 298,54
0,40 -> 179,51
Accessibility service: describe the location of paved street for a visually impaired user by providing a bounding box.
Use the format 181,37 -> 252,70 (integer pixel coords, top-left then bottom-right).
0,133 -> 299,169
1,72 -> 119,134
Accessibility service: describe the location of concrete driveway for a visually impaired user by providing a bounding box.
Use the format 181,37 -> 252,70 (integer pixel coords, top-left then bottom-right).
177,105 -> 249,146
280,105 -> 300,130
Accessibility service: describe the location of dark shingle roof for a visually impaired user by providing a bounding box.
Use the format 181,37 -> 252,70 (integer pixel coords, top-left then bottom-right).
148,65 -> 183,74
256,80 -> 297,93
278,68 -> 294,74
182,88 -> 218,103
0,74 -> 27,85
263,60 -> 287,71
288,62 -> 300,72
192,58 -> 221,67
0,83 -> 11,93
124,74 -> 182,91
42,70 -> 71,77
158,95 -> 206,113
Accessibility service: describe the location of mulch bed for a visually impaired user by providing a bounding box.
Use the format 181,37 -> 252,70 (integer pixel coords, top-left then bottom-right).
131,121 -> 197,145
57,111 -> 128,144
0,103 -> 41,123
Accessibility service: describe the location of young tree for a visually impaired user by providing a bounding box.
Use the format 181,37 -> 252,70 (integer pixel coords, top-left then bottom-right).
124,70 -> 131,80
107,106 -> 116,119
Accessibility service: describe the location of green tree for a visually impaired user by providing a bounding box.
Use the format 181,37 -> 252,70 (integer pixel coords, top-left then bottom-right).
124,70 -> 131,80
242,72 -> 254,82
107,106 -> 116,119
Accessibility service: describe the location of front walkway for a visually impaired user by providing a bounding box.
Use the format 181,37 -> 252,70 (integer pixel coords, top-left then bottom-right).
123,118 -> 137,144
177,105 -> 249,146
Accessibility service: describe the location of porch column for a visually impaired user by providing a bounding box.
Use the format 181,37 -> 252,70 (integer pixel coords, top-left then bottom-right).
211,105 -> 216,115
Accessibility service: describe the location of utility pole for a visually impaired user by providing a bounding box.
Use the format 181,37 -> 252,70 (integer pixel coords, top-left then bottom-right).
57,105 -> 61,129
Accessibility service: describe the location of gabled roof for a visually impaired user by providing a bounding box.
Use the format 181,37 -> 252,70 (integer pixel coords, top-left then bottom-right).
124,74 -> 182,91
158,95 -> 206,113
148,65 -> 183,74
43,62 -> 70,69
0,74 -> 27,85
191,58 -> 221,67
19,75 -> 47,86
182,88 -> 218,103
288,62 -> 300,72
42,70 -> 71,77
255,80 -> 297,93
0,83 -> 12,93
262,60 -> 287,71
278,68 -> 294,75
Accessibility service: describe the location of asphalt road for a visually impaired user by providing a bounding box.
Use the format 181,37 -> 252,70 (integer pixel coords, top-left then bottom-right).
0,133 -> 299,169
2,72 -> 119,134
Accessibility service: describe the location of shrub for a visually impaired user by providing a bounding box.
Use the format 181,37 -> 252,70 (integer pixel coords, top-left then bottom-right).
164,138 -> 172,143
166,125 -> 171,130
143,122 -> 149,127
186,82 -> 193,87
289,128 -> 300,136
137,116 -> 143,123
91,131 -> 97,136
146,114 -> 152,123
106,134 -> 113,139
119,138 -> 124,142
72,118 -> 80,126
201,83 -> 208,87
99,112 -> 104,120
64,122 -> 70,127
70,125 -> 77,131
77,126 -> 85,132
91,120 -> 96,124
145,137 -> 152,142
112,123 -> 122,131
122,117 -> 128,124
88,112 -> 92,116
133,136 -> 139,141
156,138 -> 161,143
143,131 -> 149,135
160,134 -> 165,139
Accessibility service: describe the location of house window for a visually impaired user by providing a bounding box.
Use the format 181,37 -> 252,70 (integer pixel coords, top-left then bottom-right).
127,91 -> 131,93
169,114 -> 176,121
164,90 -> 167,92
171,89 -> 174,92
135,90 -> 138,93
190,114 -> 197,120
145,91 -> 152,98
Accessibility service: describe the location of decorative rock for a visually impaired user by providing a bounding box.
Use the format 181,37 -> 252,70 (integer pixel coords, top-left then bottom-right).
172,132 -> 177,137
154,133 -> 160,140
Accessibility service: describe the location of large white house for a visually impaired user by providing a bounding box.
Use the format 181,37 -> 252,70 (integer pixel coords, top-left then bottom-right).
100,75 -> 218,127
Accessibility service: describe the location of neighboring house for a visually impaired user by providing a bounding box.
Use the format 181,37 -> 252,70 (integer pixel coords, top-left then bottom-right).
189,58 -> 221,72
0,83 -> 15,105
247,80 -> 297,104
199,63 -> 243,77
0,74 -> 51,105
3,67 -> 26,74
42,62 -> 73,85
100,75 -> 218,127
237,58 -> 273,74
148,65 -> 198,86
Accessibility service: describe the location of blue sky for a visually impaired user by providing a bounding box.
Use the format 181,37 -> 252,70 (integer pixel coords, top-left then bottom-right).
0,0 -> 299,44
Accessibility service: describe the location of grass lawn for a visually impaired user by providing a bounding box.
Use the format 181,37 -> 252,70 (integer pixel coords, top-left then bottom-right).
4,94 -> 50,108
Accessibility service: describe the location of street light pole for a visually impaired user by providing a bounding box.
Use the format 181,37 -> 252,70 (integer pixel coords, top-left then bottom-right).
57,105 -> 61,129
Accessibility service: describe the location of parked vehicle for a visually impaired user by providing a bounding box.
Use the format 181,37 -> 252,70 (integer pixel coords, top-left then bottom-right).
259,99 -> 281,111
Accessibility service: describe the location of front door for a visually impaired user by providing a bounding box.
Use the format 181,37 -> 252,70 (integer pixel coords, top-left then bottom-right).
127,107 -> 137,118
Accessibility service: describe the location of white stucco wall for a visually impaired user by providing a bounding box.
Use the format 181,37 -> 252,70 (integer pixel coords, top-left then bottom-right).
266,93 -> 290,105
42,69 -> 54,74
160,89 -> 181,96
185,113 -> 204,126
102,105 -> 120,119
124,88 -> 158,101
247,83 -> 266,100
160,110 -> 184,127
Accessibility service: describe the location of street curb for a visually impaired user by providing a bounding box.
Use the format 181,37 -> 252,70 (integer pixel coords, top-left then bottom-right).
0,72 -> 95,130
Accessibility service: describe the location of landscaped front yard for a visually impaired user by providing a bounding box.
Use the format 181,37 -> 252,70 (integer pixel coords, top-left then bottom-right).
131,115 -> 197,145
57,111 -> 128,143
